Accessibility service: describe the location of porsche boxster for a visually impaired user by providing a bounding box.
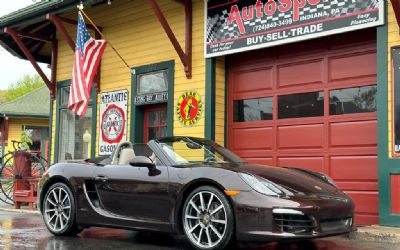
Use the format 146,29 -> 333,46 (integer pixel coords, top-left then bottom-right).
39,136 -> 354,250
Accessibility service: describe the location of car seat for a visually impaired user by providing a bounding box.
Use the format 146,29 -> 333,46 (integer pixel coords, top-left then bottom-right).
118,148 -> 136,165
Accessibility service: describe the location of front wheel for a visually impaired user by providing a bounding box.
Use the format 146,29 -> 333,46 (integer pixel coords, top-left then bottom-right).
42,182 -> 81,236
182,186 -> 234,250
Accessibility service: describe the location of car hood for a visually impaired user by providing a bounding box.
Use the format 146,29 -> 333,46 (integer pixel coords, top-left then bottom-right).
185,162 -> 339,195
237,163 -> 339,194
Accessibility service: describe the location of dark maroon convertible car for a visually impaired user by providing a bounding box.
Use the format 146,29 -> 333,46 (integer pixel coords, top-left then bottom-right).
39,136 -> 354,250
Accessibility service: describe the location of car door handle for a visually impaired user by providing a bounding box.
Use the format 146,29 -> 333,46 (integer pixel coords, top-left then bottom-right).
95,175 -> 108,182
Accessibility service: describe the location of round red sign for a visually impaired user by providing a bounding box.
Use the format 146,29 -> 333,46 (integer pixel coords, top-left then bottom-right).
101,104 -> 126,144
176,91 -> 202,127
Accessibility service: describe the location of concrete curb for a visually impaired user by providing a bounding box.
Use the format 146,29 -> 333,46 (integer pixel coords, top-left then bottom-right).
350,226 -> 400,243
0,207 -> 40,215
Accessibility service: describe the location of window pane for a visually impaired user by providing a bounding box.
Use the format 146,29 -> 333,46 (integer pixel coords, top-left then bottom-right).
278,92 -> 324,119
58,108 -> 92,162
137,70 -> 168,94
24,126 -> 49,152
148,111 -> 159,126
148,128 -> 157,141
60,87 -> 70,106
160,110 -> 167,126
234,97 -> 273,122
330,86 -> 377,115
160,127 -> 167,138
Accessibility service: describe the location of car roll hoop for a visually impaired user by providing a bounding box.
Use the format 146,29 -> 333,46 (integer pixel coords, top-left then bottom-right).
111,141 -> 134,165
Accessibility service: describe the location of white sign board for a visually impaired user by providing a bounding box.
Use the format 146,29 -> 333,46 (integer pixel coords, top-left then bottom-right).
99,90 -> 128,155
205,0 -> 385,58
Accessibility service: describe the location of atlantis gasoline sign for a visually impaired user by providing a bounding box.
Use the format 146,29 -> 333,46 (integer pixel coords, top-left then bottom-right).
99,90 -> 128,155
205,0 -> 384,57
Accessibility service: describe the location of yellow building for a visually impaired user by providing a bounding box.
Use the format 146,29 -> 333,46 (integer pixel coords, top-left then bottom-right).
0,87 -> 50,161
0,0 -> 399,226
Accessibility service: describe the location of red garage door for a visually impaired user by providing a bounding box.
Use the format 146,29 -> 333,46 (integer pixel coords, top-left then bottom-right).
227,30 -> 378,225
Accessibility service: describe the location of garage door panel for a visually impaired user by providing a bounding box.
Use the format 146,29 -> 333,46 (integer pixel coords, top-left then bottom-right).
245,158 -> 274,166
232,127 -> 273,150
330,120 -> 377,147
278,124 -> 324,149
278,157 -> 324,173
278,59 -> 323,88
336,182 -> 378,191
235,150 -> 274,158
330,156 -> 377,181
353,214 -> 379,225
345,191 -> 378,215
329,51 -> 376,81
233,68 -> 273,94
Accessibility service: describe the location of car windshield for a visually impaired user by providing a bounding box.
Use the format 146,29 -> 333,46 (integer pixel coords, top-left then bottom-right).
155,137 -> 245,165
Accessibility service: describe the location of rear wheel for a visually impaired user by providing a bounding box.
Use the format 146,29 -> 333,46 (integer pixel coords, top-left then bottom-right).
42,182 -> 81,236
182,186 -> 234,250
0,155 -> 14,205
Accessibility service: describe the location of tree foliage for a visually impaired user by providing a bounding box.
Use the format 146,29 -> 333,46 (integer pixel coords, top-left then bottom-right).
0,90 -> 6,104
5,74 -> 44,102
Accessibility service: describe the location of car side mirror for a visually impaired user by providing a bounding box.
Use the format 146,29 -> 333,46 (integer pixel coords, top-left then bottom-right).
129,156 -> 155,168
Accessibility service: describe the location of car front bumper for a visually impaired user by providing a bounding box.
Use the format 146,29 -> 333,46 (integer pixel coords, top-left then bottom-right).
231,190 -> 355,242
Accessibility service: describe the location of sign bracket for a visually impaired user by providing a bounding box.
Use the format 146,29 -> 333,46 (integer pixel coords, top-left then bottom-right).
390,0 -> 400,31
147,0 -> 192,79
3,27 -> 57,99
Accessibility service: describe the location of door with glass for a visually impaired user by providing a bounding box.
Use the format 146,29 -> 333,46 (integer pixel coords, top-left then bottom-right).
143,104 -> 167,142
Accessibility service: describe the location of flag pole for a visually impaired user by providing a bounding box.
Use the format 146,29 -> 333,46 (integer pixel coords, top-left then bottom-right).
77,6 -> 132,72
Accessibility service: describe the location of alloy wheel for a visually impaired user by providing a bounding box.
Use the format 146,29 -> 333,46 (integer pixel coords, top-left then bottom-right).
183,191 -> 228,249
44,186 -> 72,233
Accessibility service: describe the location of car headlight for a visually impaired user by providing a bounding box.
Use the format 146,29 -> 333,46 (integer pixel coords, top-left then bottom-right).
239,173 -> 284,197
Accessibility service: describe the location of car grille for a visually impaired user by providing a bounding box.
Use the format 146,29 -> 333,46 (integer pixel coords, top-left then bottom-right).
274,213 -> 316,234
320,217 -> 352,233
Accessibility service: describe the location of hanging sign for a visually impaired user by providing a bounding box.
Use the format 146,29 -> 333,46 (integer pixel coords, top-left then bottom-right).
205,0 -> 384,58
135,92 -> 168,106
176,91 -> 203,127
392,48 -> 400,157
99,90 -> 128,155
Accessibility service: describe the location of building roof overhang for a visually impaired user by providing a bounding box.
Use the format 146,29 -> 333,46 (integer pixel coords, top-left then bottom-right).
0,0 -> 193,97
0,87 -> 50,119
0,0 -> 103,64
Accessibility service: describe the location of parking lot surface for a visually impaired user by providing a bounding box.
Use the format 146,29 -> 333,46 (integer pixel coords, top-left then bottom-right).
1,211 -> 399,250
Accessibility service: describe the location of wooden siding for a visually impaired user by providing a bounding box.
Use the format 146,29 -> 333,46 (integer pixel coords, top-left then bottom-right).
51,0 -> 205,162
388,1 -> 400,158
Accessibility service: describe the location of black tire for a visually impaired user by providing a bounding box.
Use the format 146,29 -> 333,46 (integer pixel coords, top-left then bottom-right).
182,186 -> 234,250
42,182 -> 82,236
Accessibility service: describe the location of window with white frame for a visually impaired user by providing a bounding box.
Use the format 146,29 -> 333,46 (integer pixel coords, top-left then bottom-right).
57,85 -> 95,162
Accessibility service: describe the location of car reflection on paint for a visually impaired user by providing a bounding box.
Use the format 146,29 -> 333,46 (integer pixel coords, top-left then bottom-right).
38,136 -> 354,250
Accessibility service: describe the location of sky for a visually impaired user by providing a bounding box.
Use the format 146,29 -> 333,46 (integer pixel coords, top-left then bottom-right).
0,1 -> 51,90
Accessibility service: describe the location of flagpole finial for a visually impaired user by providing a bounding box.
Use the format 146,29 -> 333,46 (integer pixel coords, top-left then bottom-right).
77,2 -> 84,10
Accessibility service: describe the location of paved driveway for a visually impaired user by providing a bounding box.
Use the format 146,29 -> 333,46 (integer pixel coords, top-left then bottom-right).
0,211 -> 398,250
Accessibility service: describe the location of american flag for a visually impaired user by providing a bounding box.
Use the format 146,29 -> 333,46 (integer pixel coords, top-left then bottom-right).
69,12 -> 107,116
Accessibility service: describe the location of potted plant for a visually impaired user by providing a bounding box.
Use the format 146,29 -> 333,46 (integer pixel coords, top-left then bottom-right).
13,131 -> 33,178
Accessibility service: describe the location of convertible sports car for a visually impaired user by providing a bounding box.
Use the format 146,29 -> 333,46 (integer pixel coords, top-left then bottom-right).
39,137 -> 354,250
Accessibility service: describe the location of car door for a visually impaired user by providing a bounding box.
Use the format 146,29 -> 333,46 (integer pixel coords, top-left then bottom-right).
93,162 -> 172,225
